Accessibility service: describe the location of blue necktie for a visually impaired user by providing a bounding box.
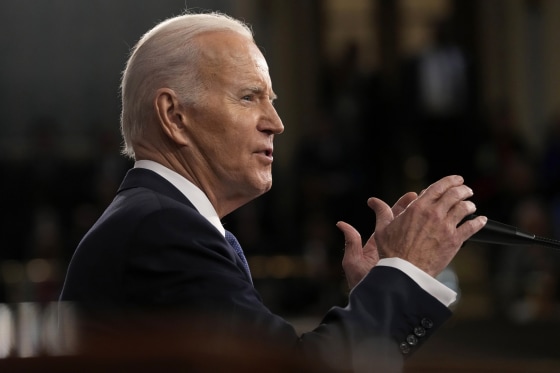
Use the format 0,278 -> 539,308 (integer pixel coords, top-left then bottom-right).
225,230 -> 252,283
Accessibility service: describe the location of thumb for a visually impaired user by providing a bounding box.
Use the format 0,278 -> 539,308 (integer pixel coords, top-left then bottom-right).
336,221 -> 364,264
367,197 -> 393,231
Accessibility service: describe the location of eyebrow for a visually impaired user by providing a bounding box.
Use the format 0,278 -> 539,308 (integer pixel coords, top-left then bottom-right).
247,86 -> 278,100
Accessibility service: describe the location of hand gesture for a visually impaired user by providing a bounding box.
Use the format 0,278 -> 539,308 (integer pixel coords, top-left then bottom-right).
337,175 -> 487,289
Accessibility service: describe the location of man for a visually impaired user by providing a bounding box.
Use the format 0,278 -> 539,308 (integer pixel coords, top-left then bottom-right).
60,11 -> 486,372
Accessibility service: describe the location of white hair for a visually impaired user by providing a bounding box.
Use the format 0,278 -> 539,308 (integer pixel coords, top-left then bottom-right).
120,12 -> 254,159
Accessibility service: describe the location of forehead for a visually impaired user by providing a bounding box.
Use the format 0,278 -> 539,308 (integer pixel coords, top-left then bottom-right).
195,31 -> 270,84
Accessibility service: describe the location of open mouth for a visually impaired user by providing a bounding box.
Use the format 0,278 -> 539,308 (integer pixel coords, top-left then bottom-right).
255,148 -> 273,161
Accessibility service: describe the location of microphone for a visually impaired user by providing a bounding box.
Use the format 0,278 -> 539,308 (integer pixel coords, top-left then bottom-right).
462,214 -> 560,250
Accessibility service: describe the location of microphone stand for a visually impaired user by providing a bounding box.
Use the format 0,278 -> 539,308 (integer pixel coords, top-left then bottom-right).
464,215 -> 560,250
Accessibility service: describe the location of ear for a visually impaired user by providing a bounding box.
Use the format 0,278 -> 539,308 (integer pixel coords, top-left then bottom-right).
154,88 -> 190,146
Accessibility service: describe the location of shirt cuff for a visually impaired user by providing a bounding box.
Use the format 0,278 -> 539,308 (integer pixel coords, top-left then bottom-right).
376,257 -> 457,307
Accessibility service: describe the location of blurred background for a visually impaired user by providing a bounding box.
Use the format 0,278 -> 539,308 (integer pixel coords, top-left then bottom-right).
1,0 -> 560,368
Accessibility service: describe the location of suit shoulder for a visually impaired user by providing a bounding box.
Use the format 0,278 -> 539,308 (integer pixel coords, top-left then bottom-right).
107,185 -> 197,219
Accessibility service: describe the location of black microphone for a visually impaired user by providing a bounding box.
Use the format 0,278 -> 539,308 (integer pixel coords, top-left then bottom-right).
462,214 -> 560,250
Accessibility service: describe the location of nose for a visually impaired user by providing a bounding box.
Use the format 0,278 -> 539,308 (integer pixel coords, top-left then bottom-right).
259,102 -> 284,135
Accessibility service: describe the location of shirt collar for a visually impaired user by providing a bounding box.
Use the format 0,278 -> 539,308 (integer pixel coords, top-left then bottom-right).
134,160 -> 225,236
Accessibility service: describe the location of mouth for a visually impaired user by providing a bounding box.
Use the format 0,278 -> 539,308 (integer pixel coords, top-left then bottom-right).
255,147 -> 274,161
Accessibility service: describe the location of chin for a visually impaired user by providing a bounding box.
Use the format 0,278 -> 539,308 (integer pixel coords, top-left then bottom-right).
263,177 -> 273,191
256,181 -> 272,196
255,172 -> 273,192
262,184 -> 272,194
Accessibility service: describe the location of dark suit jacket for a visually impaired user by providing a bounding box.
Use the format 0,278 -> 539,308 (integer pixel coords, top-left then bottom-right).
60,168 -> 451,371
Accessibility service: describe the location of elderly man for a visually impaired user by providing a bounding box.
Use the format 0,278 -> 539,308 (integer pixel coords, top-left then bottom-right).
60,11 -> 486,372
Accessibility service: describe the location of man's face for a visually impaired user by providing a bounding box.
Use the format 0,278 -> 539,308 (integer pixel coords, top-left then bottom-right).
183,31 -> 284,210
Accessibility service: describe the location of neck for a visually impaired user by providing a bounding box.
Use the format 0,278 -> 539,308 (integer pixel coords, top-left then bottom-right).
135,151 -> 253,219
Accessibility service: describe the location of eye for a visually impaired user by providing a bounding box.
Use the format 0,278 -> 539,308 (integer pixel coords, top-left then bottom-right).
241,94 -> 254,102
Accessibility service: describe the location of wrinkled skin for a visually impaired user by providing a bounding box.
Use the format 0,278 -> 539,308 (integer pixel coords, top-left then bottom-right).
337,175 -> 487,289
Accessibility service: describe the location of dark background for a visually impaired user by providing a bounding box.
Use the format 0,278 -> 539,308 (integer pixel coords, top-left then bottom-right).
2,0 -> 560,367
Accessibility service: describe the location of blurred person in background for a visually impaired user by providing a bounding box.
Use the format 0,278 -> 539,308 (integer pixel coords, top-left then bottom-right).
59,11 -> 486,372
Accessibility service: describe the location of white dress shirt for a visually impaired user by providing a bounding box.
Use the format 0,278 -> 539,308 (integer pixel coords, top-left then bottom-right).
134,160 -> 457,307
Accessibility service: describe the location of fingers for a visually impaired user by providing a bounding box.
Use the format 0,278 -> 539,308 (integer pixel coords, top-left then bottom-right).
441,184 -> 474,216
418,175 -> 465,201
352,176 -> 486,278
415,175 -> 475,222
457,214 -> 487,239
392,192 -> 417,217
446,198 -> 486,243
334,176 -> 485,287
448,199 -> 477,223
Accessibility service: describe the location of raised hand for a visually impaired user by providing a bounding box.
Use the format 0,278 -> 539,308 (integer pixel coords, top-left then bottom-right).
337,175 -> 487,289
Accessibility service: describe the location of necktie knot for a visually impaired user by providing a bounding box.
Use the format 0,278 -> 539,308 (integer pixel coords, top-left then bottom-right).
225,230 -> 252,283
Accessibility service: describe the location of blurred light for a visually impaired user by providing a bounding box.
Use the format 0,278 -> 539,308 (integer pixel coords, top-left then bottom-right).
26,258 -> 52,283
266,256 -> 300,279
0,304 -> 15,358
437,266 -> 459,292
248,256 -> 306,279
42,301 -> 78,356
16,302 -> 40,358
